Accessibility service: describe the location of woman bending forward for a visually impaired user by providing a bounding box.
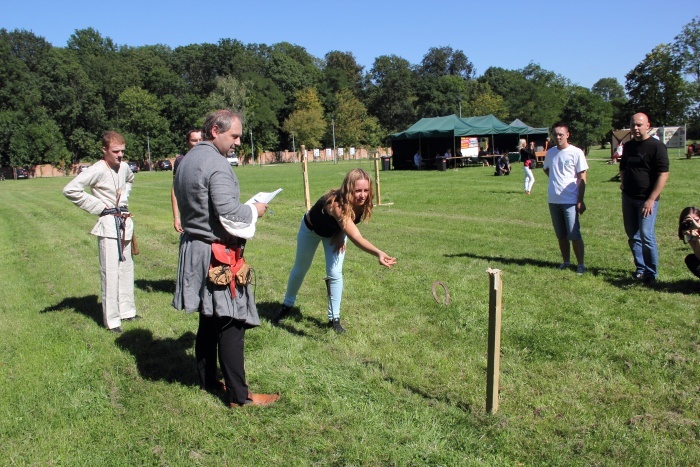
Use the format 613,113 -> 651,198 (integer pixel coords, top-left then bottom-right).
274,168 -> 396,333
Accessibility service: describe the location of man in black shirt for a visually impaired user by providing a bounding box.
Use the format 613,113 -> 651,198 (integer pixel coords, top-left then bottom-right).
619,112 -> 670,285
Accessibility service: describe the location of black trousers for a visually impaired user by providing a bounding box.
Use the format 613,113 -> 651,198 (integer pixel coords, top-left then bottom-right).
196,313 -> 248,404
685,254 -> 700,279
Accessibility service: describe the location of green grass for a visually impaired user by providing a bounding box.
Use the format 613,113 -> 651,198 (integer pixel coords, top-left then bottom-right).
1,154 -> 698,465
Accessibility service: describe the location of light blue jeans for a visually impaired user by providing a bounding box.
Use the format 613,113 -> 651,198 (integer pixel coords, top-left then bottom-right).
622,192 -> 659,278
283,216 -> 346,321
548,203 -> 582,241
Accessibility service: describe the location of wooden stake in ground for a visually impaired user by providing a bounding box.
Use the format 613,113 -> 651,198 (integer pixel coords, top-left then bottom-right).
301,145 -> 311,211
373,156 -> 382,206
486,268 -> 502,414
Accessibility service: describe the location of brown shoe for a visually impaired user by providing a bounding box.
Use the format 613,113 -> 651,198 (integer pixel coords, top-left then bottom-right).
230,392 -> 280,408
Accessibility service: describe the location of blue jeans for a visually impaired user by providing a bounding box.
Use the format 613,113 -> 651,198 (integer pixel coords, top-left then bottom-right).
548,203 -> 582,241
622,192 -> 659,278
283,217 -> 346,321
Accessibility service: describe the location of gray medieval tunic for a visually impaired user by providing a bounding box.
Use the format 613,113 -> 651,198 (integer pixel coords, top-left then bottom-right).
171,141 -> 260,326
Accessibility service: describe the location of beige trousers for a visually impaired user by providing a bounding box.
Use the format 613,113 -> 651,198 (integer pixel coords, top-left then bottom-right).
98,236 -> 136,329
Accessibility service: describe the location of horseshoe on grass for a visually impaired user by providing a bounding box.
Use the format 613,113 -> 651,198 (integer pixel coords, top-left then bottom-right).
432,281 -> 451,306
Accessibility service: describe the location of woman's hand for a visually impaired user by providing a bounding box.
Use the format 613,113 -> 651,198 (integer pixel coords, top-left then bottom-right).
378,252 -> 397,268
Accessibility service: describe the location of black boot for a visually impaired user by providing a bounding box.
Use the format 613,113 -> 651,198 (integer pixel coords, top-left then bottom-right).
273,304 -> 292,324
330,318 -> 346,334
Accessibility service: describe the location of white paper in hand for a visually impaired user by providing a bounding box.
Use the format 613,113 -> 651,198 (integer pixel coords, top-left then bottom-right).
247,188 -> 283,204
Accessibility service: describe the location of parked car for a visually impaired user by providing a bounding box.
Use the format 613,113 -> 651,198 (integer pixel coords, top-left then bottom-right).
227,155 -> 239,166
79,163 -> 91,173
127,161 -> 139,173
155,160 -> 172,171
16,167 -> 29,179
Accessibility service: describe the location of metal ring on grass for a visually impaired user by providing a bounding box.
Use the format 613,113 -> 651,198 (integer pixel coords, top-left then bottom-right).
432,281 -> 451,306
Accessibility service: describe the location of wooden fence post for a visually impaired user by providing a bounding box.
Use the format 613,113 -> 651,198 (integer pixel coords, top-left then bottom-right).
486,268 -> 502,414
373,154 -> 382,206
301,145 -> 310,211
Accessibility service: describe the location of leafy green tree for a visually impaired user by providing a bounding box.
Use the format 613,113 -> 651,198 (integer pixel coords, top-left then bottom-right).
674,16 -> 700,134
68,127 -> 100,163
171,43 -> 221,97
674,16 -> 700,84
119,44 -> 184,98
67,27 -> 117,56
332,89 -> 380,148
415,75 -> 469,117
38,48 -> 101,138
319,50 -> 364,111
160,92 -> 207,148
625,44 -> 690,125
0,111 -> 20,166
462,81 -> 509,120
418,46 -> 475,80
323,51 -> 364,92
282,88 -> 326,148
7,110 -> 70,167
265,42 -> 322,111
519,63 -> 570,127
216,38 -> 251,80
244,73 -> 284,152
479,63 -> 569,126
591,78 -> 628,143
117,86 -> 173,160
560,86 -> 612,153
67,28 -> 136,113
0,28 -> 52,74
592,78 -> 626,102
206,75 -> 249,113
0,29 -> 43,112
365,54 -> 416,134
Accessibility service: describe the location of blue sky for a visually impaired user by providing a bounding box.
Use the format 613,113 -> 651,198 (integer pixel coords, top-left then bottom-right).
3,0 -> 698,89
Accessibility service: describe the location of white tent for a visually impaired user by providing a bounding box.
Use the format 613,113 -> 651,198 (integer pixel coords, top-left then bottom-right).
611,125 -> 686,152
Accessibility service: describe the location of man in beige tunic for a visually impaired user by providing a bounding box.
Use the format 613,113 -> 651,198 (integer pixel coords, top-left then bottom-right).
63,131 -> 136,333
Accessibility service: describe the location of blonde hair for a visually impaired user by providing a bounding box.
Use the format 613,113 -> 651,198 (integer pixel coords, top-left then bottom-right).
324,168 -> 373,226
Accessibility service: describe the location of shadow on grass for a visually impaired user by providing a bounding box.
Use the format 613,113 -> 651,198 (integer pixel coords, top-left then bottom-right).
617,277 -> 700,294
40,294 -> 102,327
257,300 -> 330,337
362,359 -> 472,412
446,252 -> 562,270
446,252 -> 656,289
135,279 -> 175,294
115,329 -> 198,386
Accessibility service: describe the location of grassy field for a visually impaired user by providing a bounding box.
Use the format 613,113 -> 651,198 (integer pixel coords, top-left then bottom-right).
0,151 -> 698,465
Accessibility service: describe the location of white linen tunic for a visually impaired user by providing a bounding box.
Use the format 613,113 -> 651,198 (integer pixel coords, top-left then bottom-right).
63,160 -> 136,329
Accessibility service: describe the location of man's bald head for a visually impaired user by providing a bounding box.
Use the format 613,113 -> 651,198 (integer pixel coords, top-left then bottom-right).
630,113 -> 651,141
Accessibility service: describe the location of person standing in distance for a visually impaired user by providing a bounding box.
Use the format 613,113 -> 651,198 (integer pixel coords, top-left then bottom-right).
543,122 -> 589,275
172,110 -> 279,407
620,112 -> 669,285
171,129 -> 202,233
63,131 -> 137,333
519,139 -> 536,194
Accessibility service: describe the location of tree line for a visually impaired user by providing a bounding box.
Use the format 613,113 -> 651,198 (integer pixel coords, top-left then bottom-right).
1,17 -> 698,168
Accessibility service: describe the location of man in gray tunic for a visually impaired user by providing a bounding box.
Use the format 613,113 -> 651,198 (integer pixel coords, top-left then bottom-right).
172,110 -> 279,407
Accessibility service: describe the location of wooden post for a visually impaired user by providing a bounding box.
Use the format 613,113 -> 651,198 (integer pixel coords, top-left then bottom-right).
301,145 -> 310,211
486,268 -> 502,414
373,154 -> 382,206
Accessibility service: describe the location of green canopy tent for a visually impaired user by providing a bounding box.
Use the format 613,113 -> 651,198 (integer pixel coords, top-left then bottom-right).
390,114 -> 542,169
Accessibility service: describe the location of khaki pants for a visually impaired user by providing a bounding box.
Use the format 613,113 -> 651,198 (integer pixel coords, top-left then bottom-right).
98,236 -> 136,329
